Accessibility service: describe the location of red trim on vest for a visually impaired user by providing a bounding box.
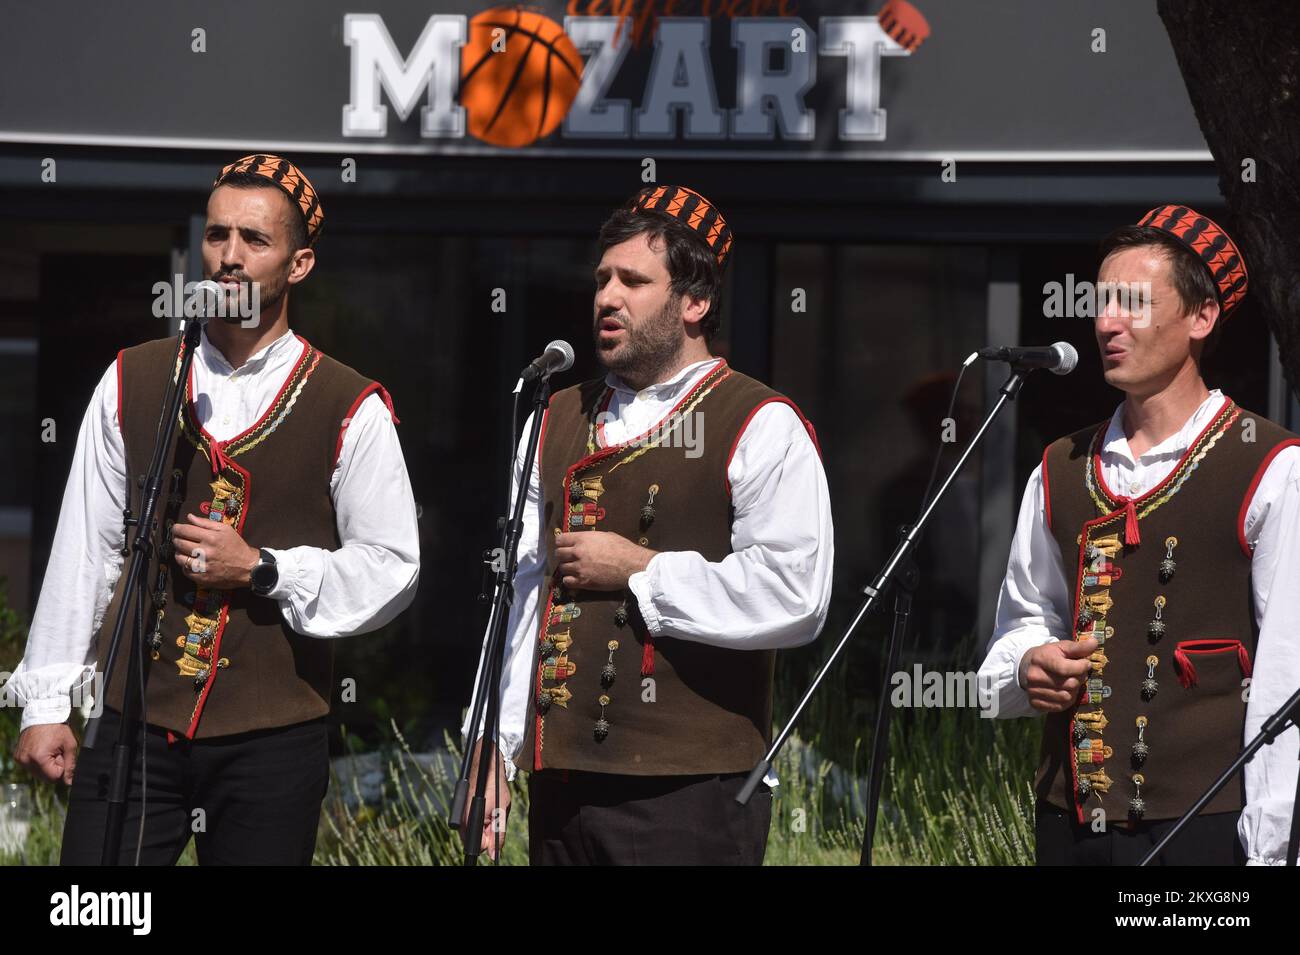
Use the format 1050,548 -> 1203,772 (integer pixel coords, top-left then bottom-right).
334,382 -> 400,469
1237,439 -> 1300,557
723,396 -> 822,499
1041,445 -> 1053,533
187,336 -> 310,454
166,730 -> 177,745
593,388 -> 615,447
572,358 -> 729,474
115,349 -> 126,433
183,455 -> 252,740
1066,509 -> 1125,825
1173,639 -> 1252,689
1091,396 -> 1232,513
531,364 -> 727,769
557,360 -> 728,695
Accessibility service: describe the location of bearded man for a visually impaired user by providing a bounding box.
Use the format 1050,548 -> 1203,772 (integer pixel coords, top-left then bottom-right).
8,154 -> 420,865
464,185 -> 833,865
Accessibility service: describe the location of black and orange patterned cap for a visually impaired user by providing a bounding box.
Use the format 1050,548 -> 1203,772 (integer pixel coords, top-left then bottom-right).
1137,205 -> 1248,314
213,154 -> 324,246
627,185 -> 733,269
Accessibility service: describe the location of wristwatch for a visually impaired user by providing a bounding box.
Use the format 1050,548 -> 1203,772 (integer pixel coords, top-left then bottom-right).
250,548 -> 279,596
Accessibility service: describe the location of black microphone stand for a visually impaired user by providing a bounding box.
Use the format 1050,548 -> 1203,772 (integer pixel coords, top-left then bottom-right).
81,316 -> 203,865
452,372 -> 554,865
1139,684 -> 1300,866
734,367 -> 1032,869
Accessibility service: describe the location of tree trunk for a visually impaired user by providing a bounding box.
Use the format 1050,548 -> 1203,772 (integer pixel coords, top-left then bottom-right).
1157,0 -> 1300,399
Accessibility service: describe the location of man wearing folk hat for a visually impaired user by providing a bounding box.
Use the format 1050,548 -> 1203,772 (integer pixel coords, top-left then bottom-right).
465,184 -> 834,865
9,154 -> 420,864
980,205 -> 1300,865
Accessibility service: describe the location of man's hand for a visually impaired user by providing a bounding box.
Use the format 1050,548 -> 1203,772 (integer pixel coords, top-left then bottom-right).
554,531 -> 656,591
463,738 -> 511,860
1022,637 -> 1098,713
14,723 -> 79,785
171,512 -> 259,590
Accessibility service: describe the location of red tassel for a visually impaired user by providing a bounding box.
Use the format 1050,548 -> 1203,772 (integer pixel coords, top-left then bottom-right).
1121,497 -> 1140,546
641,636 -> 655,677
1239,644 -> 1253,679
1174,646 -> 1196,688
209,442 -> 230,476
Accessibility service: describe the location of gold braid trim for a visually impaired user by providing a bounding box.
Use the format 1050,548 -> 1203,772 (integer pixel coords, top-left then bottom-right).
583,363 -> 732,465
1084,402 -> 1241,518
178,347 -> 320,461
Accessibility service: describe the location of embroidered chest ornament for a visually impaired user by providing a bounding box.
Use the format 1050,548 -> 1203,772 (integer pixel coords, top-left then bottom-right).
1068,397 -> 1243,819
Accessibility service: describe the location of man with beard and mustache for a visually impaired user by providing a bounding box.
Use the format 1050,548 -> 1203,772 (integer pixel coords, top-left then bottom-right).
8,155 -> 420,864
463,185 -> 834,865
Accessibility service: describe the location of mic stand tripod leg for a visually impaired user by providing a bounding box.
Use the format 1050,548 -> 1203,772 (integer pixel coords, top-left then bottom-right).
860,531 -> 919,866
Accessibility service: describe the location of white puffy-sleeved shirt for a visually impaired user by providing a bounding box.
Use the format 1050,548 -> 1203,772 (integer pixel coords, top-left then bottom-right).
979,390 -> 1300,865
464,357 -> 835,778
5,326 -> 421,731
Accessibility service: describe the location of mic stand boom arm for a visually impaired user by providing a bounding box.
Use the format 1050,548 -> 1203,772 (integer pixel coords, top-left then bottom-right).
735,369 -> 1029,869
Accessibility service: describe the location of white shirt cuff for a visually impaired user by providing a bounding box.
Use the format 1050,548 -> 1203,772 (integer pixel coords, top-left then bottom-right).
261,547 -> 300,602
627,556 -> 663,635
19,696 -> 74,731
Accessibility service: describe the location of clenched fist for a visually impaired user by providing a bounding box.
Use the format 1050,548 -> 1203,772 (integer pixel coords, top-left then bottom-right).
170,512 -> 259,590
554,531 -> 656,591
14,723 -> 79,785
1021,637 -> 1099,713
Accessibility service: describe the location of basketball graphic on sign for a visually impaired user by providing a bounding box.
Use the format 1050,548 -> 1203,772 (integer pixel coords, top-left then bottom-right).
460,7 -> 584,148
879,0 -> 931,52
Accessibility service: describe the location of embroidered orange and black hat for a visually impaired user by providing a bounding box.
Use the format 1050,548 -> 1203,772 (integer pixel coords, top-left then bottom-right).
627,185 -> 733,269
1137,205 -> 1248,314
213,154 -> 324,246
879,0 -> 931,53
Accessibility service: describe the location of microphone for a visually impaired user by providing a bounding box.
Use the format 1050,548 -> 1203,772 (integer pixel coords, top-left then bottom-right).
520,340 -> 575,382
190,279 -> 225,324
977,341 -> 1078,375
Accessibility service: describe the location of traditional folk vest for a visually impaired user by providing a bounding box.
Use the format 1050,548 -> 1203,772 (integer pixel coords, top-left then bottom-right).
516,359 -> 820,777
1037,398 -> 1300,824
97,334 -> 395,739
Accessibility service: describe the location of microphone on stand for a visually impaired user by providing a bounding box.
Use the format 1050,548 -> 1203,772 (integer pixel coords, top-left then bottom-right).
977,341 -> 1079,375
519,340 -> 575,382
188,279 -> 224,325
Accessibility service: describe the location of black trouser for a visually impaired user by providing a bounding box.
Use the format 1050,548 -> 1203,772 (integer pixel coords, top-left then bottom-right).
1035,799 -> 1246,866
60,706 -> 329,866
528,769 -> 773,865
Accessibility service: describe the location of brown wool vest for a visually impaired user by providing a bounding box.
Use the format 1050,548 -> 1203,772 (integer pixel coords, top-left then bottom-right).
1037,399 -> 1300,824
516,359 -> 820,776
97,334 -> 393,739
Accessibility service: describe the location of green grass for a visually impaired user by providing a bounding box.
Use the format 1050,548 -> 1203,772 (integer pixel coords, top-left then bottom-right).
317,704 -> 1040,866
2,708 -> 1039,866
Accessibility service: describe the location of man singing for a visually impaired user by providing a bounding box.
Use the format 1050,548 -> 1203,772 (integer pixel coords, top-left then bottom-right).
980,206 -> 1300,865
7,154 -> 420,864
465,185 -> 833,865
